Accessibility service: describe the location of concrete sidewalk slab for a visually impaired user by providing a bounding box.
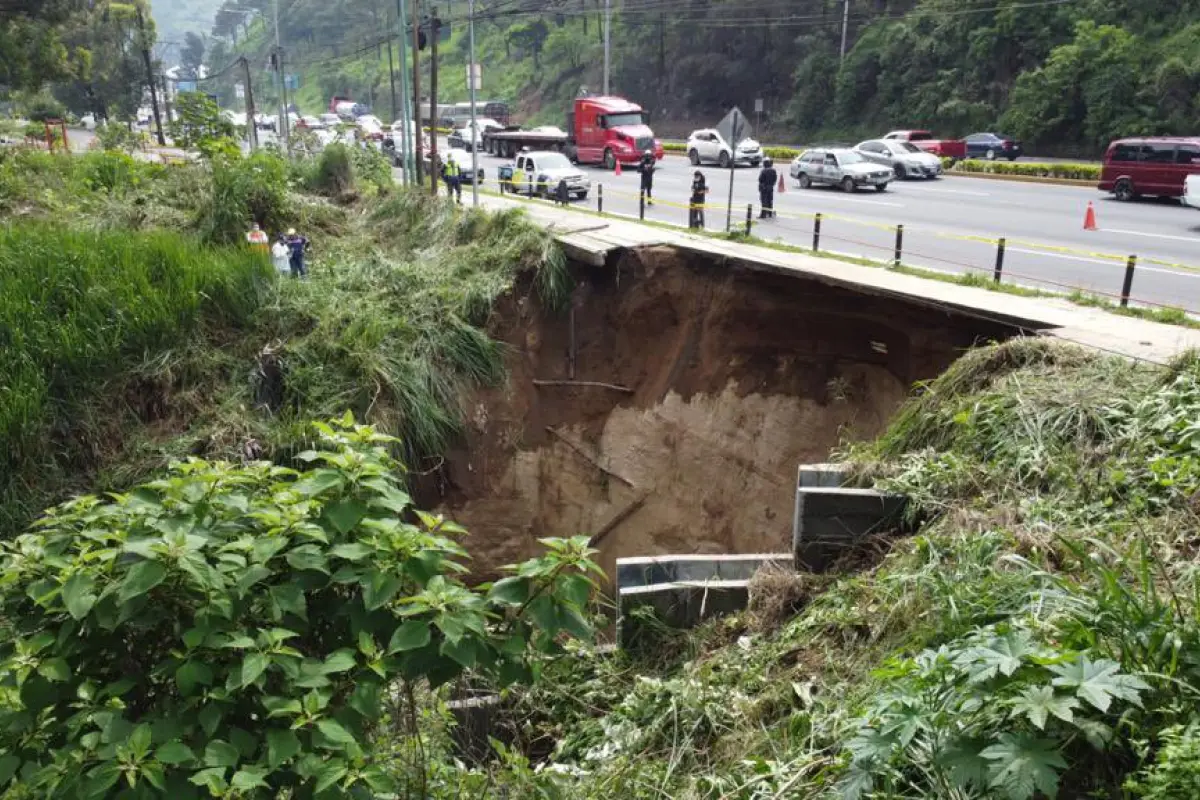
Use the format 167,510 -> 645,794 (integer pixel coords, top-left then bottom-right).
476,192 -> 1200,364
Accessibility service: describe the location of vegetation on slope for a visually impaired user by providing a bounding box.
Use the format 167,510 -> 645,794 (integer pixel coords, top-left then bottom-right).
0,141 -> 568,538
433,339 -> 1200,798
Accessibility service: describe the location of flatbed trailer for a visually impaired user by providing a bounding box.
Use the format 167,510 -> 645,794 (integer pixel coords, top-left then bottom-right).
482,127 -> 568,158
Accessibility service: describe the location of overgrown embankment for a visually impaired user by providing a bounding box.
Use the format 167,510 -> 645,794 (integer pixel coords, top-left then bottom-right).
460,339 -> 1200,799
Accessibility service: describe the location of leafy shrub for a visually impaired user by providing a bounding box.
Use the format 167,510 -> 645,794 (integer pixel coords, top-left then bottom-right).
21,93 -> 66,123
312,143 -> 355,197
1126,724 -> 1200,798
80,151 -> 149,193
349,145 -> 393,195
0,416 -> 599,798
839,622 -> 1149,800
202,151 -> 294,244
96,122 -> 143,153
170,92 -> 238,160
945,158 -> 1101,181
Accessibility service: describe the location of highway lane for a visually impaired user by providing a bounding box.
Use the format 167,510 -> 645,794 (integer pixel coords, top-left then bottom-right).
445,148 -> 1200,312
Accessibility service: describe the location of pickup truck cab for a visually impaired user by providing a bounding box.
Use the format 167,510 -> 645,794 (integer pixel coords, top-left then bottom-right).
883,130 -> 967,162
498,150 -> 590,200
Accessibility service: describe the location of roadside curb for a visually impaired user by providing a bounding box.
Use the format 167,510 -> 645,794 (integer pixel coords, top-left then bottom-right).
944,171 -> 1096,188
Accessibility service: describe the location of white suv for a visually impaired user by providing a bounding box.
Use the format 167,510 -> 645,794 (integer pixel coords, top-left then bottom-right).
686,128 -> 763,168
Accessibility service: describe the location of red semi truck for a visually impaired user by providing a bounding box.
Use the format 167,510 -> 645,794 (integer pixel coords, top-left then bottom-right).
481,95 -> 664,169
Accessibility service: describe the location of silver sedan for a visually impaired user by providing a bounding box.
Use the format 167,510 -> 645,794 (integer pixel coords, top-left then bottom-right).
854,139 -> 943,179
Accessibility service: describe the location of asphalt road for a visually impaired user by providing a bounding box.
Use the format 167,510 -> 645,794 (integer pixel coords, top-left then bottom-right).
440,148 -> 1200,313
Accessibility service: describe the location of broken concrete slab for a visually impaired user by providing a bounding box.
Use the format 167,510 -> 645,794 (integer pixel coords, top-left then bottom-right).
793,483 -> 908,572
618,579 -> 752,650
616,553 -> 792,590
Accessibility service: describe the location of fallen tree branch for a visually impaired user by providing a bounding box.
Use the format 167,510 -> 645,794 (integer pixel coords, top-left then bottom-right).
533,379 -> 634,394
545,426 -> 636,488
589,494 -> 649,547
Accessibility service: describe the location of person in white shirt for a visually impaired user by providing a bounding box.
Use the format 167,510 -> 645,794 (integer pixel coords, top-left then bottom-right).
271,235 -> 291,275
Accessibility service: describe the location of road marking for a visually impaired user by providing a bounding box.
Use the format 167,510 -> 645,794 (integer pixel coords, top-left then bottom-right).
784,191 -> 905,209
903,185 -> 991,197
1103,228 -> 1200,244
1008,246 -> 1115,267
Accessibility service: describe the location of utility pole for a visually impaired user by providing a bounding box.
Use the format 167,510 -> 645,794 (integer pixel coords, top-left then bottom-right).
241,57 -> 259,151
467,0 -> 479,207
274,0 -> 290,154
396,0 -> 414,184
839,0 -> 849,61
603,0 -> 611,94
386,34 -> 399,125
428,7 -> 439,195
410,0 -> 424,183
135,4 -> 166,145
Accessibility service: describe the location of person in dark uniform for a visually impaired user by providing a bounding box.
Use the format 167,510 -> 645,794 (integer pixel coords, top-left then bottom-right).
758,157 -> 778,219
639,149 -> 656,205
556,178 -> 570,206
689,170 -> 708,229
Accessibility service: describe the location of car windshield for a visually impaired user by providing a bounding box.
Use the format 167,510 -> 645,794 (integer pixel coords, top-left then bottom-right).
894,142 -> 922,153
537,153 -> 572,170
907,132 -> 934,141
836,151 -> 865,164
605,112 -> 646,128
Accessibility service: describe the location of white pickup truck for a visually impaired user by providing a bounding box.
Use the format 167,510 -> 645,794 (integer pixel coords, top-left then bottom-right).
1184,174 -> 1200,210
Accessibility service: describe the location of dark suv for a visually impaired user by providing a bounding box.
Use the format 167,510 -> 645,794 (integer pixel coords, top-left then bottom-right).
1099,137 -> 1200,201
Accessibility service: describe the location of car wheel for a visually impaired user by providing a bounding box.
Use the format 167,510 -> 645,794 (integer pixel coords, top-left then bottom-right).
986,149 -> 996,161
752,159 -> 761,167
893,163 -> 907,179
798,174 -> 812,189
718,151 -> 730,169
689,149 -> 700,166
1007,155 -> 1019,162
875,183 -> 888,193
577,191 -> 588,201
603,149 -> 616,170
841,176 -> 856,193
1114,178 -> 1135,201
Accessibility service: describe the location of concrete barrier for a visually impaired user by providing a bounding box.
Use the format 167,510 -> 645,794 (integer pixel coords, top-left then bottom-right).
792,463 -> 908,571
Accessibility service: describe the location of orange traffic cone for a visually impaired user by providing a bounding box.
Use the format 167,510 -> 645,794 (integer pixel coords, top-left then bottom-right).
1083,201 -> 1098,231
777,172 -> 786,193
614,158 -> 622,176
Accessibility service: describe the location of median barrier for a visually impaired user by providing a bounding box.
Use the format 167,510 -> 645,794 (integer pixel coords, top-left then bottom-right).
479,179 -> 1200,320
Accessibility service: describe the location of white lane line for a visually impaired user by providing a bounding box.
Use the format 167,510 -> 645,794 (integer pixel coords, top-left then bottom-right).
1103,227 -> 1200,244
782,191 -> 905,209
1008,246 -> 1114,267
901,184 -> 991,197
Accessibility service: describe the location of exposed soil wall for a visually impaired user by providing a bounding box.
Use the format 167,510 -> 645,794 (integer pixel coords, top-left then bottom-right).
427,247 -> 1018,581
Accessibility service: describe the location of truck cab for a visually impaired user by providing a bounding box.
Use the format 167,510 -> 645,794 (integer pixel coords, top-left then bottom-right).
567,95 -> 663,169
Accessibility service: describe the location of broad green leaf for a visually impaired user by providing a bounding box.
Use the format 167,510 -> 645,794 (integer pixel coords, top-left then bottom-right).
330,543 -> 373,561
314,759 -> 348,792
230,766 -> 270,791
526,594 -> 559,635
176,660 -> 213,695
326,500 -> 368,534
267,728 -> 302,768
236,565 -> 273,594
83,763 -> 122,798
980,733 -> 1067,800
1008,685 -> 1079,729
182,626 -> 209,650
270,583 -> 308,620
388,620 -> 431,653
37,657 -> 71,683
316,718 -> 358,747
934,737 -> 989,789
1049,656 -> 1148,712
204,740 -> 240,768
129,723 -> 152,757
293,469 -> 345,498
441,636 -> 479,669
320,649 -> 357,674
0,754 -> 19,785
118,560 -> 167,602
155,741 -> 196,765
488,576 -> 530,607
362,571 -> 405,611
239,652 -> 269,688
559,573 -> 593,609
141,762 -> 166,791
836,766 -> 874,800
349,680 -> 382,720
285,545 -> 330,574
61,573 -> 97,620
188,766 -> 228,793
964,630 -> 1034,683
846,728 -> 897,764
198,704 -> 224,738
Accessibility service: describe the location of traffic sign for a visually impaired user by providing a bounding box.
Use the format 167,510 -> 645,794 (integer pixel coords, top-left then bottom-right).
284,74 -> 299,90
467,63 -> 481,92
716,106 -> 752,148
234,83 -> 245,99
754,98 -> 764,113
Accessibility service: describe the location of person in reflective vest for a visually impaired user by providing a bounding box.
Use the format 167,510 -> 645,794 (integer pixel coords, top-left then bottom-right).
689,171 -> 708,229
246,222 -> 269,255
443,155 -> 463,204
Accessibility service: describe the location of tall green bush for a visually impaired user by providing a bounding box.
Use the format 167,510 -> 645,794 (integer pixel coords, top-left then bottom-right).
0,416 -> 599,798
312,144 -> 355,197
202,151 -> 293,244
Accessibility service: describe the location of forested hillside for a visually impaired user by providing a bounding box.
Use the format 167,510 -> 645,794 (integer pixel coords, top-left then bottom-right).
196,0 -> 1200,153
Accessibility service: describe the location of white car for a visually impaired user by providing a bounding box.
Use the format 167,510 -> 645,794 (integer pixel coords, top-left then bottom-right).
356,115 -> 384,141
686,128 -> 763,168
1184,174 -> 1200,209
854,139 -> 943,179
320,113 -> 342,128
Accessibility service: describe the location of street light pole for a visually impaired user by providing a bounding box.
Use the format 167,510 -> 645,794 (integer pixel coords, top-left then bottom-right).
395,0 -> 414,184
603,0 -> 611,94
467,0 -> 480,207
274,0 -> 290,154
839,0 -> 849,61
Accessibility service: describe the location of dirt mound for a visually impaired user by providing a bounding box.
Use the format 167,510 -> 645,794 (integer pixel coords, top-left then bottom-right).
425,246 -> 1017,581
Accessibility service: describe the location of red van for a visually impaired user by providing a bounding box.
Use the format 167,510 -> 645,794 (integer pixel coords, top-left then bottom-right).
1099,137 -> 1200,201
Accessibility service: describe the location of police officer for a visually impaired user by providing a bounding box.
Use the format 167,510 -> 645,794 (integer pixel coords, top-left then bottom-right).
689,170 -> 708,229
758,157 -> 777,219
443,155 -> 463,204
639,148 -> 656,206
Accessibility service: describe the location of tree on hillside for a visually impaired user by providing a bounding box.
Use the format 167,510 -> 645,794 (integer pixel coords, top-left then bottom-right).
180,30 -> 206,77
0,0 -> 83,93
51,0 -> 156,120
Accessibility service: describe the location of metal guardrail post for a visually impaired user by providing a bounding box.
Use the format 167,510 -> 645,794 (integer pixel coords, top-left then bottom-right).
1120,255 -> 1137,307
639,190 -> 645,220
598,184 -> 603,215
893,224 -> 904,268
993,237 -> 1006,283
812,213 -> 821,252
745,204 -> 752,236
